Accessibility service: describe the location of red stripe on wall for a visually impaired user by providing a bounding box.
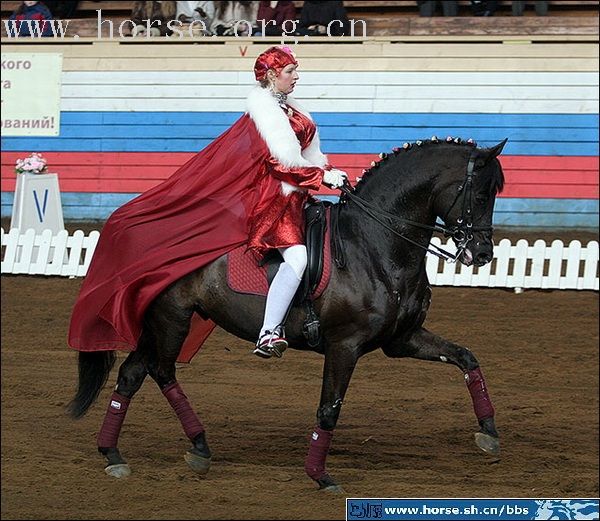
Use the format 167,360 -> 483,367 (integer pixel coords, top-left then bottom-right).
2,152 -> 598,199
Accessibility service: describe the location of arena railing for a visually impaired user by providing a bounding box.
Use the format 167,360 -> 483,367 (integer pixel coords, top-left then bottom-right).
1,228 -> 598,291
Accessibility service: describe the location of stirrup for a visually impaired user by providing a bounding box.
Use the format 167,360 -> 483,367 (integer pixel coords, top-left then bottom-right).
253,329 -> 288,359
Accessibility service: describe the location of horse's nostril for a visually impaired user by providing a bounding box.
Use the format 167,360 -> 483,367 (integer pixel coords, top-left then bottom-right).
476,252 -> 492,265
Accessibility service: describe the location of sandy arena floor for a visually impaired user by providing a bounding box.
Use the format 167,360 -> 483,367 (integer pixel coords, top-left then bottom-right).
1,226 -> 598,520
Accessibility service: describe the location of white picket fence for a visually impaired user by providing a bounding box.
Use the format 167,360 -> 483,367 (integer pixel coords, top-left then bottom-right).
1,228 -> 598,291
426,237 -> 599,291
1,228 -> 100,277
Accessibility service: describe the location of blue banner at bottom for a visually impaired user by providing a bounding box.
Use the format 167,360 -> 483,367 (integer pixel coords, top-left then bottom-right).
346,498 -> 599,520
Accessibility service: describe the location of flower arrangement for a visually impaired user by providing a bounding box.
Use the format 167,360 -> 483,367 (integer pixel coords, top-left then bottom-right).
15,153 -> 48,175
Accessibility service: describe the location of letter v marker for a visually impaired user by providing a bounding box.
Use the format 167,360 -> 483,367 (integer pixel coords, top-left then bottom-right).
33,189 -> 49,223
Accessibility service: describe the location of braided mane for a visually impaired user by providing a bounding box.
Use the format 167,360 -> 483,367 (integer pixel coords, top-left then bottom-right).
352,136 -> 504,195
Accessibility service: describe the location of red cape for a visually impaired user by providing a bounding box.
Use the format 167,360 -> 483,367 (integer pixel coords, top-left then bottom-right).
68,114 -> 283,361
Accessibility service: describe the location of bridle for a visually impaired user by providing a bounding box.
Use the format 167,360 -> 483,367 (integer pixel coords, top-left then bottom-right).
333,148 -> 493,267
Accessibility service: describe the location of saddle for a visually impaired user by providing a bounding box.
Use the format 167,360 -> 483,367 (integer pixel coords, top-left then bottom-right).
304,199 -> 330,298
261,199 -> 329,299
227,199 -> 331,347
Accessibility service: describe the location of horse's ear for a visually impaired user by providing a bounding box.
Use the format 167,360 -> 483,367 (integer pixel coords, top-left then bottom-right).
476,138 -> 508,167
488,138 -> 508,158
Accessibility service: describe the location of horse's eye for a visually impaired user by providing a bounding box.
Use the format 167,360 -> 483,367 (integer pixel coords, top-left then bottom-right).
474,195 -> 487,204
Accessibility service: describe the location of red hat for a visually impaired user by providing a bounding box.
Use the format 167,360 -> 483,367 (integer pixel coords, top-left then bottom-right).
253,46 -> 298,82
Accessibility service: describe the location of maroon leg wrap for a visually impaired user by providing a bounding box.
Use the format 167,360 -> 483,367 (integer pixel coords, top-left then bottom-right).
97,392 -> 130,448
304,426 -> 334,481
162,382 -> 205,441
465,367 -> 495,420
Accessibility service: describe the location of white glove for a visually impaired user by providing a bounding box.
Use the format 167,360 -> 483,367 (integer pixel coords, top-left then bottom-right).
323,169 -> 348,189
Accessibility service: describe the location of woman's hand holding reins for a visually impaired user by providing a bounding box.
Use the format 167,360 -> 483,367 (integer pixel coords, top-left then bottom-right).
323,169 -> 348,189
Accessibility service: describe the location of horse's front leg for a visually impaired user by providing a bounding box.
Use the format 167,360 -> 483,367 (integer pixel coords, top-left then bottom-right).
382,327 -> 499,455
305,344 -> 359,492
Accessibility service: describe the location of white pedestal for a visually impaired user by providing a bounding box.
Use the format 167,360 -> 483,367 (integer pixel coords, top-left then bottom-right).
10,173 -> 65,233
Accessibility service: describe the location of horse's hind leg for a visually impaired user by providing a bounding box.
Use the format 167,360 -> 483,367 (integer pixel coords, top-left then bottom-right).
382,327 -> 499,455
144,299 -> 211,476
97,347 -> 149,478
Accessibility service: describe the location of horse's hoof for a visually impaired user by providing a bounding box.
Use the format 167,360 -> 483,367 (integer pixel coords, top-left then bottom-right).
474,432 -> 500,455
316,474 -> 344,493
320,484 -> 345,494
104,463 -> 131,478
184,450 -> 211,476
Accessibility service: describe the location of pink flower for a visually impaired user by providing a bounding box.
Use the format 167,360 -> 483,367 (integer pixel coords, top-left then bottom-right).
15,153 -> 48,174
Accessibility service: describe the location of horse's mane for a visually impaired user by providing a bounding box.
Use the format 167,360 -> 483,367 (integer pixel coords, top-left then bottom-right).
353,137 -> 505,196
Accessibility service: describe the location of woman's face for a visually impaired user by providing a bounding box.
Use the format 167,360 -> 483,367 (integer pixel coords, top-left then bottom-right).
271,64 -> 299,95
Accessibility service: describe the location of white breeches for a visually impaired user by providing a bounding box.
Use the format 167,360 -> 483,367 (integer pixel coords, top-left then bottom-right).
279,244 -> 308,279
259,244 -> 307,336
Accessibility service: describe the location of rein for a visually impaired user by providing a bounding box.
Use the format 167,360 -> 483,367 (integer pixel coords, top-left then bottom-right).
332,149 -> 492,267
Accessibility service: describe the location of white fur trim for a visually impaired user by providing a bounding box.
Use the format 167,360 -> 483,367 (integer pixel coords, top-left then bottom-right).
247,87 -> 311,168
246,86 -> 328,193
280,181 -> 296,196
301,131 -> 329,168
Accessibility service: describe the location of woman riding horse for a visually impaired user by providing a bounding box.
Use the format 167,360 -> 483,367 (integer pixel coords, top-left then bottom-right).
68,45 -> 348,361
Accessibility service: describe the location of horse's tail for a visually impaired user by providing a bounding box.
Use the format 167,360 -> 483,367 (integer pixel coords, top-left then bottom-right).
68,351 -> 116,419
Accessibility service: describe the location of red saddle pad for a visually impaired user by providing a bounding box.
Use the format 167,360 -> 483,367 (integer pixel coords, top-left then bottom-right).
227,208 -> 332,300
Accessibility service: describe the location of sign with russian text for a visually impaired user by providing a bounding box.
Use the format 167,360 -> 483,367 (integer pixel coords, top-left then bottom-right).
1,53 -> 62,136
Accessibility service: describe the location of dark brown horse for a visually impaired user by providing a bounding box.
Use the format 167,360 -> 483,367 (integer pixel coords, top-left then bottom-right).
69,137 -> 507,492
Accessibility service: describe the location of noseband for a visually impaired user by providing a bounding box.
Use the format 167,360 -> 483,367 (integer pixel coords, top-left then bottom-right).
335,148 -> 492,265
